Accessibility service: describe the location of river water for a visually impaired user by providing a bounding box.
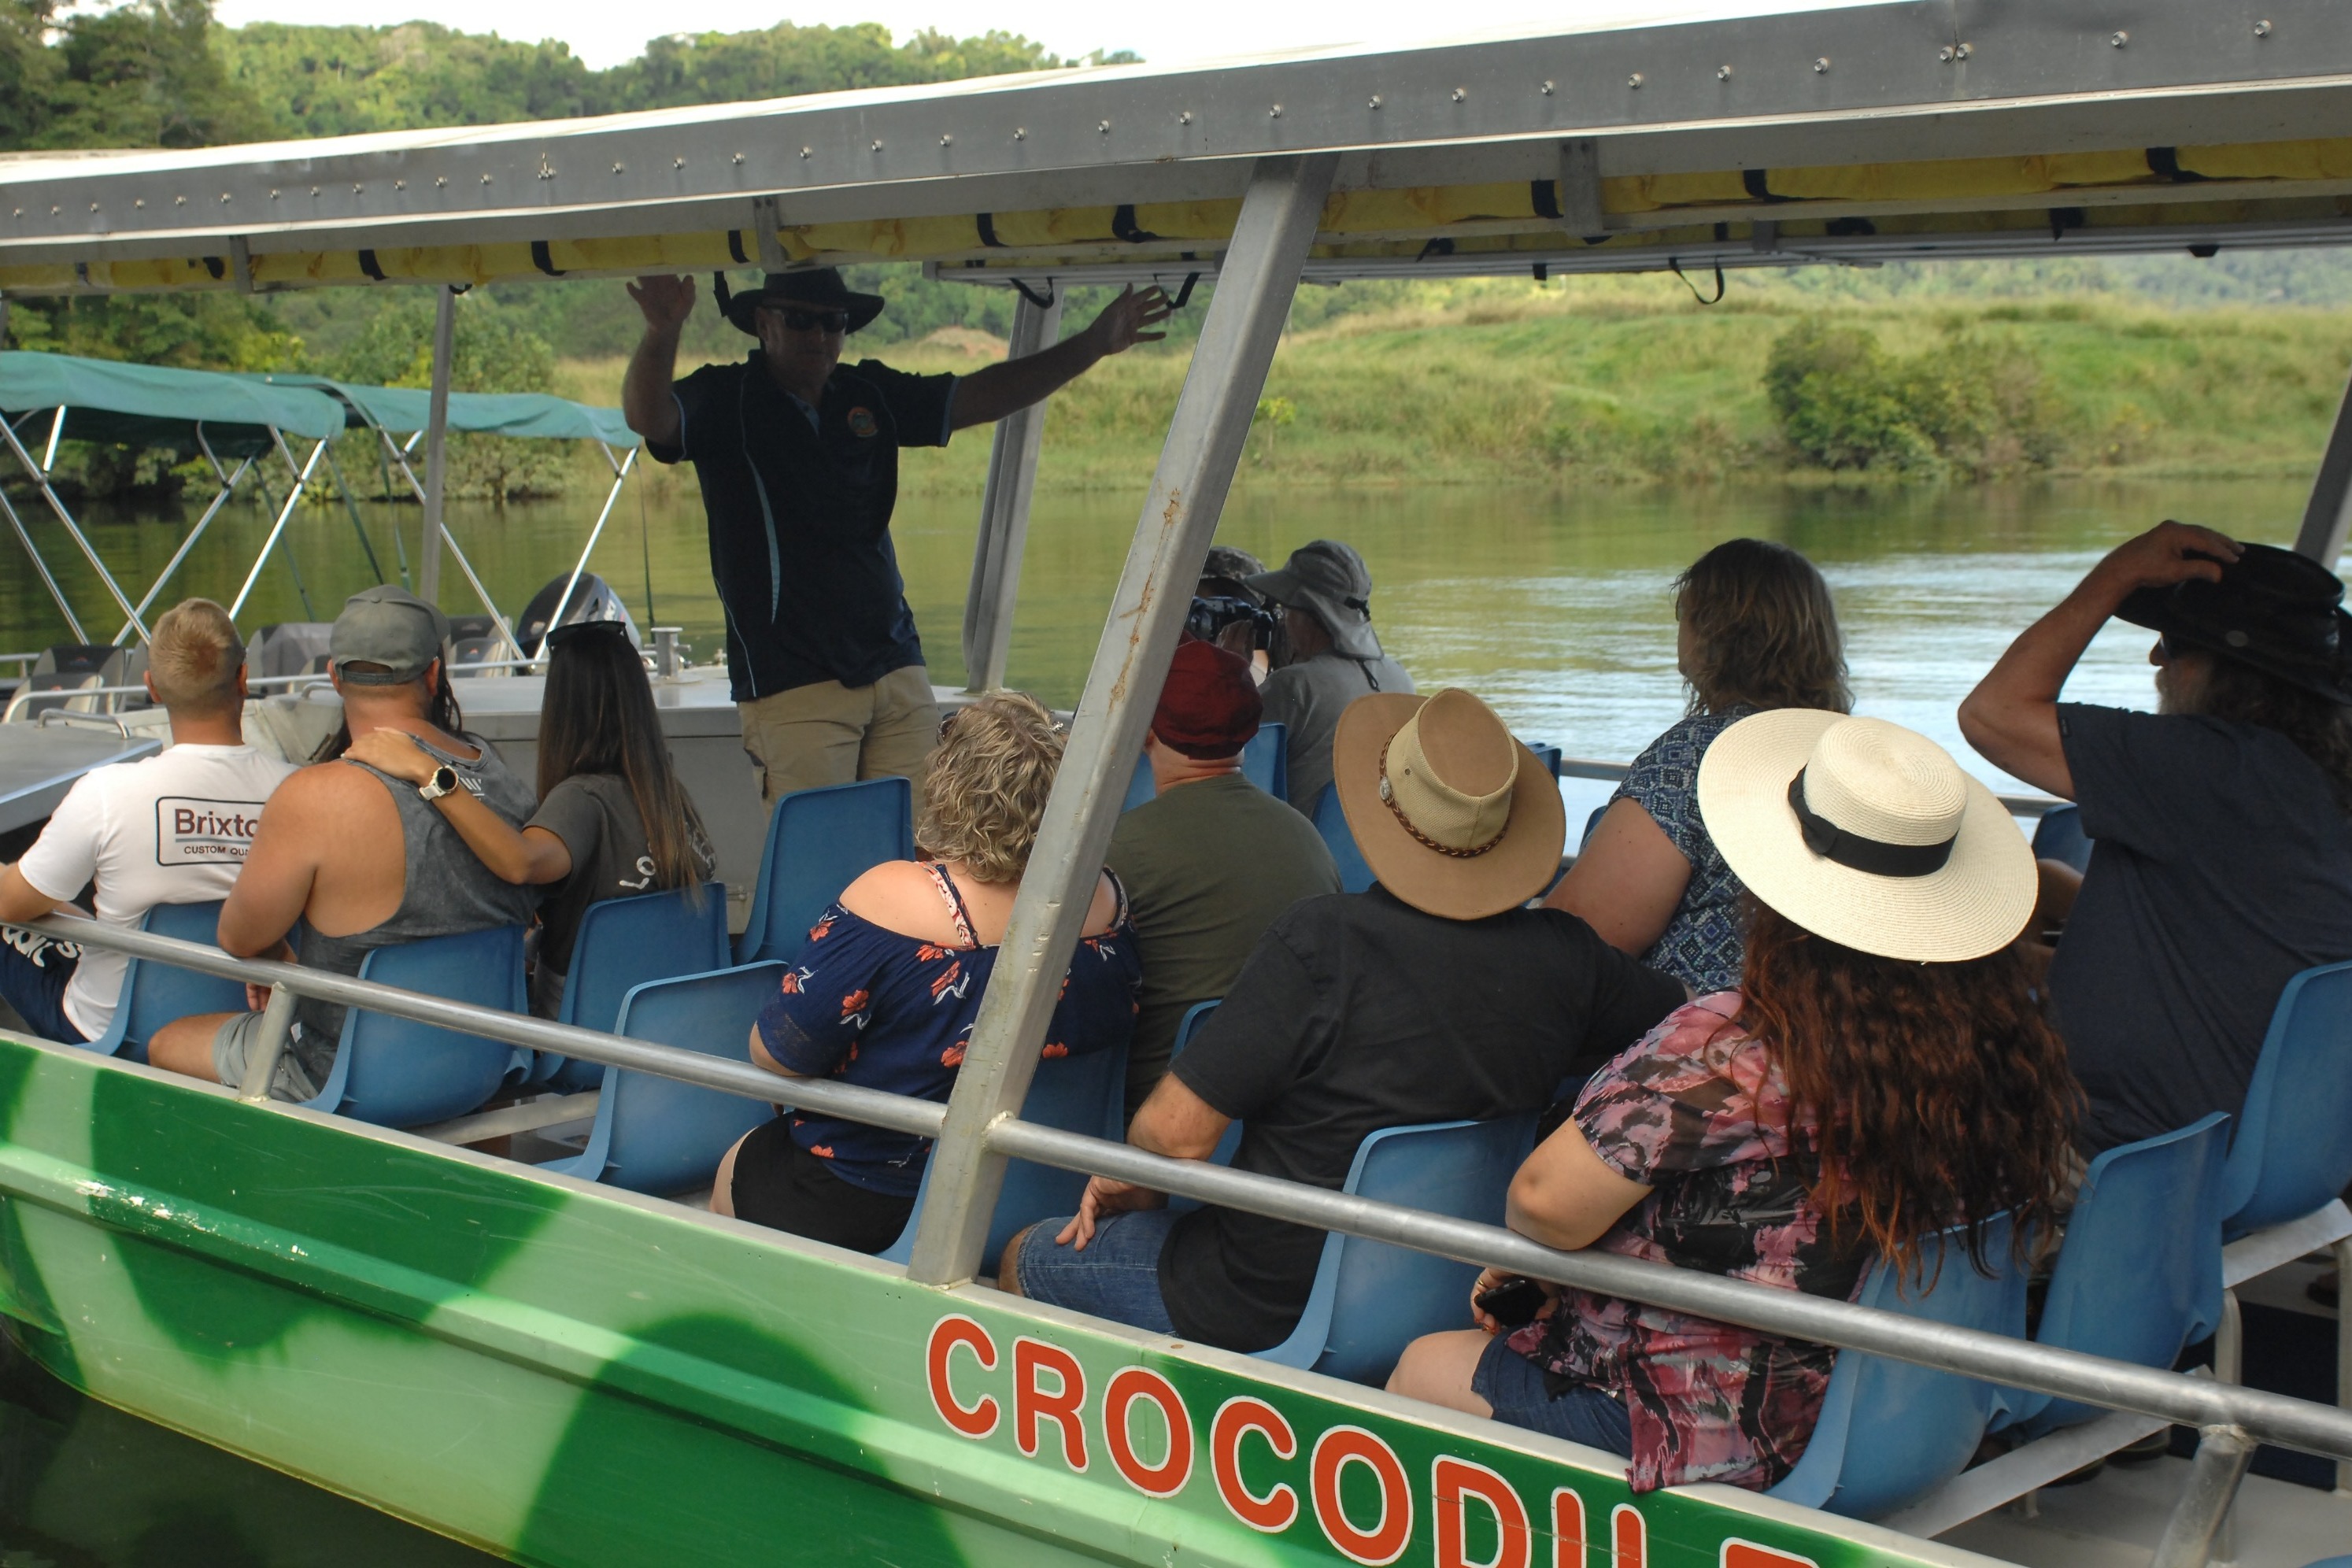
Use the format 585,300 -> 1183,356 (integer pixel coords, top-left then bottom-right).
0,472 -> 2321,1560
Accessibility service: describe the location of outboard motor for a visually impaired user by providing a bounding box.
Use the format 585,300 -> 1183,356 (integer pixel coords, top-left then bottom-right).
513,571 -> 641,660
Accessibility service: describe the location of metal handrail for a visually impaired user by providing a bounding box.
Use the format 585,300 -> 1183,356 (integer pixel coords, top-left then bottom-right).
19,908 -> 2352,1470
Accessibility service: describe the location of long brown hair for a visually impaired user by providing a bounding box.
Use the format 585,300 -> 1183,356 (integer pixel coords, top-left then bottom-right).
2185,651 -> 2352,816
538,629 -> 711,895
1676,538 -> 1852,716
1738,899 -> 2080,1285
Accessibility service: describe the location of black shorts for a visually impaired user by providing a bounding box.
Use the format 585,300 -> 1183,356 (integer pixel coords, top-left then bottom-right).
727,1116 -> 915,1255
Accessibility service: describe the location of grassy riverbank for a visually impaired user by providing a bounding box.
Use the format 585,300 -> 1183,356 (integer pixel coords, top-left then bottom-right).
563,285 -> 2352,499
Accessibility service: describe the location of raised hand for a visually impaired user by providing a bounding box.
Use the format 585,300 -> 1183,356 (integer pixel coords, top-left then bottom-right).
2091,520 -> 2244,596
1083,284 -> 1174,357
627,274 -> 697,332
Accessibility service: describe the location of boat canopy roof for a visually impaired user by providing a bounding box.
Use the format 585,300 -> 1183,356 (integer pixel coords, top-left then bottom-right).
0,350 -> 636,455
0,0 -> 2348,295
0,349 -> 346,453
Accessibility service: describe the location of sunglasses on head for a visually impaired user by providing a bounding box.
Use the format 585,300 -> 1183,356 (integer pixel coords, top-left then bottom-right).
763,306 -> 851,335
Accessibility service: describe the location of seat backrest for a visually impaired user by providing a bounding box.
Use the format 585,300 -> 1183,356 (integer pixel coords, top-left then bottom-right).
2014,1111 -> 2229,1437
1169,1001 -> 1242,1173
90,900 -> 246,1061
1120,751 -> 1157,812
1768,1215 -> 2027,1520
1274,1115 -> 1538,1385
1521,741 -> 1563,782
2029,804 -> 2091,873
557,885 -> 731,1035
1242,723 -> 1288,800
584,963 -> 786,1195
735,777 -> 914,965
307,926 -> 527,1128
881,1039 -> 1130,1272
1311,784 -> 1375,894
2221,960 -> 2352,1238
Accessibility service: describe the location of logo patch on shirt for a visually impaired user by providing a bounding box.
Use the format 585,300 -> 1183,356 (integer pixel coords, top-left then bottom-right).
846,406 -> 878,439
153,797 -> 267,866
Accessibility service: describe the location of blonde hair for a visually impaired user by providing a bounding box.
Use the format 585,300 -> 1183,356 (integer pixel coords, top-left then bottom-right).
1674,538 -> 1852,717
146,599 -> 245,714
919,692 -> 1065,884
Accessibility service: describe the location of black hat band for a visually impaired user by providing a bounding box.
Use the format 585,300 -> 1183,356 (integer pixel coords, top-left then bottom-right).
1788,770 -> 1957,878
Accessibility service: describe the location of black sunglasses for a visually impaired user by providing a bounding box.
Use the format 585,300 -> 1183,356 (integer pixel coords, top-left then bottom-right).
764,306 -> 851,335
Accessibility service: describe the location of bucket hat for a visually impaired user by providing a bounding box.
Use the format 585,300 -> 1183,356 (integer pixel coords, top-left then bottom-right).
717,267 -> 886,336
2114,542 -> 2352,705
328,585 -> 449,686
1245,541 -> 1385,661
1332,688 -> 1565,919
1697,711 -> 2035,963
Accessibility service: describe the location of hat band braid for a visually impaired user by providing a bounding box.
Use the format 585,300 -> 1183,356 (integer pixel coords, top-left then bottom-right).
1378,734 -> 1510,860
1787,770 -> 1957,878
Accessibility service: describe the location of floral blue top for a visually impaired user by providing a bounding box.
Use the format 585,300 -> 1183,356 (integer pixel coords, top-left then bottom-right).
754,862 -> 1141,1196
1611,704 -> 1756,994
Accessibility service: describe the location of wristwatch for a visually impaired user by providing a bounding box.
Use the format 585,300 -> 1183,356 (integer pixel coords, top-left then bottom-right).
417,764 -> 461,801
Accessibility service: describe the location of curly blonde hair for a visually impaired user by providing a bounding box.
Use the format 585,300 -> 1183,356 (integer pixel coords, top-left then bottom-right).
919,691 -> 1066,883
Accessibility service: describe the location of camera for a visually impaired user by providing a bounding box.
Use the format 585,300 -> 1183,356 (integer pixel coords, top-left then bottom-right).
1185,594 -> 1281,650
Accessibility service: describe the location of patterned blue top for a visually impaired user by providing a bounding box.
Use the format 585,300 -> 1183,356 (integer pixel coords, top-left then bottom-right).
754,863 -> 1141,1196
1610,705 -> 1757,995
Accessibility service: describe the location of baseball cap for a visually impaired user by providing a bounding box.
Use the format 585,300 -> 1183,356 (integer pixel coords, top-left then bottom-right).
330,585 -> 449,685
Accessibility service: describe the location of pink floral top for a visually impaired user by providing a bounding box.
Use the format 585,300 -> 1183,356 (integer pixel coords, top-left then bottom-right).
1503,993 -> 1869,1493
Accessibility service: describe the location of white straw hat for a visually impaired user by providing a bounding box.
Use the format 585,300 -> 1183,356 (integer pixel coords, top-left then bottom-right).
1696,710 -> 2036,963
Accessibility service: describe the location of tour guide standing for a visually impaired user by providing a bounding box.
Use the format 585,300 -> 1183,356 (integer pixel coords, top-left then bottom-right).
622,268 -> 1170,803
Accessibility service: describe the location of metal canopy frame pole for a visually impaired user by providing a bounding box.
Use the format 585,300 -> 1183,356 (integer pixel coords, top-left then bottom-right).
368,420 -> 522,660
0,405 -> 150,643
905,153 -> 1337,1287
961,288 -> 1063,692
227,439 -> 328,621
417,284 -> 457,605
113,429 -> 253,642
545,443 -> 639,650
0,482 -> 84,642
2295,364 -> 2352,565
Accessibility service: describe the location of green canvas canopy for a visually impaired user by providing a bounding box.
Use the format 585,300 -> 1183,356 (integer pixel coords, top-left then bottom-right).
254,375 -> 639,447
0,350 -> 346,457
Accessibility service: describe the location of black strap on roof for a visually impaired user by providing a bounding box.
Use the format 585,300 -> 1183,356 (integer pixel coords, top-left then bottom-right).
1170,272 -> 1199,309
976,213 -> 1006,248
531,241 -> 566,277
1743,168 -> 1796,204
1011,278 -> 1055,309
1111,205 -> 1159,244
1530,179 -> 1561,220
2147,146 -> 2208,183
357,250 -> 386,281
201,256 -> 225,280
727,230 -> 749,264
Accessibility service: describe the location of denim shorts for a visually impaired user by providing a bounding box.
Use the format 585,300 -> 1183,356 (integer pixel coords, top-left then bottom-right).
1013,1207 -> 1180,1336
1472,1335 -> 1633,1456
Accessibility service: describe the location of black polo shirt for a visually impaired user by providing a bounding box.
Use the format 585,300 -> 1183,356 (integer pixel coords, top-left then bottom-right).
650,353 -> 956,700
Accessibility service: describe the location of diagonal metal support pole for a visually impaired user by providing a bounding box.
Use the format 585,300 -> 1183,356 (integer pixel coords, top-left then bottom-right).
963,288 -> 1063,692
0,481 -> 85,642
0,407 -> 149,642
417,284 -> 457,605
228,439 -> 328,621
904,153 -> 1336,1287
2296,365 -> 2352,566
545,444 -> 639,654
114,431 -> 253,642
2150,1424 -> 2254,1568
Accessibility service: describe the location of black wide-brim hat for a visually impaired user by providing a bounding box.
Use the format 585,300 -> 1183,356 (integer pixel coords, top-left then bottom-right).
719,267 -> 886,335
2116,542 -> 2352,704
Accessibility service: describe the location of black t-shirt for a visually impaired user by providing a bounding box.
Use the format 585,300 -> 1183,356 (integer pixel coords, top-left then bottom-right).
1159,886 -> 1687,1352
650,353 -> 956,700
527,773 -> 715,1017
2053,703 -> 2352,1153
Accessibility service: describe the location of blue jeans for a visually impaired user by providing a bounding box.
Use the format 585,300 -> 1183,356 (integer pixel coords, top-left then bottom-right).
1473,1335 -> 1633,1455
0,926 -> 85,1044
1013,1207 -> 1181,1335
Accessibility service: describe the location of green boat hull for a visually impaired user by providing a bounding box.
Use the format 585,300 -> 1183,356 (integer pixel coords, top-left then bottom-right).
0,1030 -> 2003,1567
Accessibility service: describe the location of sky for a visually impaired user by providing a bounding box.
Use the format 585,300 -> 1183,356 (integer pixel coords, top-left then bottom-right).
204,1 -> 1816,74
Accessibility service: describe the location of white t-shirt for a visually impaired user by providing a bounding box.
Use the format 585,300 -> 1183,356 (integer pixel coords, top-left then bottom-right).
17,742 -> 298,1041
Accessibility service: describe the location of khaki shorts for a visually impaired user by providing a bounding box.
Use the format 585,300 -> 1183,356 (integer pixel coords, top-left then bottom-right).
211,1009 -> 323,1104
738,664 -> 940,806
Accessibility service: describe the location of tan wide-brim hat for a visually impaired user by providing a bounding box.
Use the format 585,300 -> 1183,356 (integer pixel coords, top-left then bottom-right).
1333,689 -> 1566,920
1697,709 -> 2036,963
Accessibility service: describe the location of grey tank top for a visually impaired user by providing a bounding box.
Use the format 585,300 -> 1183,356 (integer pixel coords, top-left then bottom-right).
290,732 -> 541,1082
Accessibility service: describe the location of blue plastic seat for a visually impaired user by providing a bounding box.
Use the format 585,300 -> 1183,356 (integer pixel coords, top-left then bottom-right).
1522,741 -> 1562,782
1311,785 -> 1375,894
1769,1215 -> 2028,1520
83,900 -> 246,1063
1122,722 -> 1290,812
539,962 -> 783,1196
880,1038 -> 1129,1273
2004,1112 -> 2230,1438
2030,804 -> 2091,872
299,925 -> 529,1128
734,777 -> 914,965
2220,960 -> 2352,1241
1167,1000 -> 1242,1182
1254,1114 -> 1539,1385
538,884 -> 732,1092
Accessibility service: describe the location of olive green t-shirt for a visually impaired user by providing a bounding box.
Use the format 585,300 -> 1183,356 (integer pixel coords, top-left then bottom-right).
1106,771 -> 1341,1116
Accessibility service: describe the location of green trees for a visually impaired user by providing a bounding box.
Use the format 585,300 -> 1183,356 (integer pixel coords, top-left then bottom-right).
1763,318 -> 2062,477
